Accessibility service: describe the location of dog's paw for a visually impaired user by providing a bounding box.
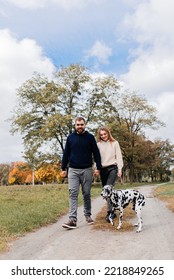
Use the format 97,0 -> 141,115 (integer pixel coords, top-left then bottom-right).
110,219 -> 114,226
117,225 -> 121,230
136,228 -> 142,233
134,223 -> 138,227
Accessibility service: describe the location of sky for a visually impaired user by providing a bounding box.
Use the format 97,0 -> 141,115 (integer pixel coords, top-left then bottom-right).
0,0 -> 174,163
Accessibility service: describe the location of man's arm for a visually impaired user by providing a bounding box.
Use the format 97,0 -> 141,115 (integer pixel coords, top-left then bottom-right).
61,137 -> 70,176
91,135 -> 102,171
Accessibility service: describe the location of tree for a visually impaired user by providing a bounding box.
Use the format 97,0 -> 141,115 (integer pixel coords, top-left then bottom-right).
22,144 -> 50,186
152,139 -> 174,181
108,91 -> 164,182
35,162 -> 60,184
8,162 -> 32,185
0,164 -> 10,185
171,168 -> 174,181
10,64 -> 119,166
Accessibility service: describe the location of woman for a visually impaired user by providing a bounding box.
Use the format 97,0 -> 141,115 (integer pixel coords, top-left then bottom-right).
97,126 -> 123,222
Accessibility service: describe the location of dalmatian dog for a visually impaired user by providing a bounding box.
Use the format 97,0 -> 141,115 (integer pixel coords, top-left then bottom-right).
101,185 -> 145,232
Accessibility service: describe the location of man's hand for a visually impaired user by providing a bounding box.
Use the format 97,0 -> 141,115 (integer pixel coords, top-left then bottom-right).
61,170 -> 67,178
118,171 -> 122,178
94,169 -> 100,176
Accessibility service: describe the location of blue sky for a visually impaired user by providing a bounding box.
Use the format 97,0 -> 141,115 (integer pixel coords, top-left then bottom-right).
0,0 -> 174,163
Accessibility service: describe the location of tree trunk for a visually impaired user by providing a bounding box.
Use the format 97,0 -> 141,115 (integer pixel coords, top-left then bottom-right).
32,169 -> 35,186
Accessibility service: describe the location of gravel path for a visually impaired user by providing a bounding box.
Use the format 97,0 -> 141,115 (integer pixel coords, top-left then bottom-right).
0,185 -> 174,260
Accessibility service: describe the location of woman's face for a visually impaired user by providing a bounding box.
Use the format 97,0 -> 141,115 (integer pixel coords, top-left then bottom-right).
100,130 -> 109,142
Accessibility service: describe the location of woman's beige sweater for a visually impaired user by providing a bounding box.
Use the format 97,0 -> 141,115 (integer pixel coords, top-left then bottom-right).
97,140 -> 123,172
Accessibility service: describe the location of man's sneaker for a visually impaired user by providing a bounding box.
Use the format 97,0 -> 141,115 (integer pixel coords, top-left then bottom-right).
62,220 -> 77,229
85,216 -> 94,225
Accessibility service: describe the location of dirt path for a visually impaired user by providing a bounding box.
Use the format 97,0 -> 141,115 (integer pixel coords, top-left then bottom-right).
0,185 -> 174,260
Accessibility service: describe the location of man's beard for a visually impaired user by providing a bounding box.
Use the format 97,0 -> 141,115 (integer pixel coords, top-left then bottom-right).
76,128 -> 85,134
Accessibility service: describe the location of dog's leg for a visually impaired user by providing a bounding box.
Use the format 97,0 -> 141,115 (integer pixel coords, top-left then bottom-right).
117,208 -> 123,230
132,197 -> 136,211
135,207 -> 142,232
109,209 -> 115,226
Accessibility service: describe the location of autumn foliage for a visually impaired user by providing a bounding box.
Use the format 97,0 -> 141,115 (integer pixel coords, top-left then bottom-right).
8,162 -> 31,185
8,162 -> 62,185
35,163 -> 61,184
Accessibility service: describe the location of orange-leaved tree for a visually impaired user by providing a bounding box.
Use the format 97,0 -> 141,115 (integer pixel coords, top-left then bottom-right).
34,162 -> 60,184
8,162 -> 32,185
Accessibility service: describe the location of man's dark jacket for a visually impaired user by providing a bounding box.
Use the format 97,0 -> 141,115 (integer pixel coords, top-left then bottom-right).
61,131 -> 102,170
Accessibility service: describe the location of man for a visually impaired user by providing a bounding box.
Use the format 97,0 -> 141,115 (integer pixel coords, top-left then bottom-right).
61,117 -> 101,229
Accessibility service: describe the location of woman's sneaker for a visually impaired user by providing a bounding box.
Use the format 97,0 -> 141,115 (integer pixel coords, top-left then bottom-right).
62,220 -> 77,229
106,211 -> 111,223
85,216 -> 94,224
106,211 -> 117,223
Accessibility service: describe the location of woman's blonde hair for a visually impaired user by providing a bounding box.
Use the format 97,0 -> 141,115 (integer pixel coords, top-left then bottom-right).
97,126 -> 115,142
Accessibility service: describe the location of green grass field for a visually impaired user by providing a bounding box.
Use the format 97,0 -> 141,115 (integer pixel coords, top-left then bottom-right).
0,183 -> 101,251
154,182 -> 174,212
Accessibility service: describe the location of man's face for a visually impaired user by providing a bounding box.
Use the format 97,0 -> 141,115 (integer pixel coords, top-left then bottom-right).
75,120 -> 85,134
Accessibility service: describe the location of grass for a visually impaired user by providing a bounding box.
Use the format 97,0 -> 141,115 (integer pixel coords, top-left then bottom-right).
154,182 -> 174,212
0,183 -> 101,252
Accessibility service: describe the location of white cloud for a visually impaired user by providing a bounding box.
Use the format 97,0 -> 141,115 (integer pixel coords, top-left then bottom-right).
118,0 -> 174,143
120,46 -> 174,97
0,29 -> 55,163
156,92 -> 174,121
156,92 -> 174,141
145,92 -> 174,142
84,41 -> 112,65
119,0 -> 174,98
121,0 -> 174,43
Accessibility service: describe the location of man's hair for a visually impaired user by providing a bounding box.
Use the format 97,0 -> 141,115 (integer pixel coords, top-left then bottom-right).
75,117 -> 86,124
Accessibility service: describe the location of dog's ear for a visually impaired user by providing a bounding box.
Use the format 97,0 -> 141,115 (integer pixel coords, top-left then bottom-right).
104,184 -> 111,190
110,184 -> 115,190
108,185 -> 113,192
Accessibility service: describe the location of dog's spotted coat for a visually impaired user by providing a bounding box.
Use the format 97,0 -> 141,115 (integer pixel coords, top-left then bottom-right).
101,185 -> 145,232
